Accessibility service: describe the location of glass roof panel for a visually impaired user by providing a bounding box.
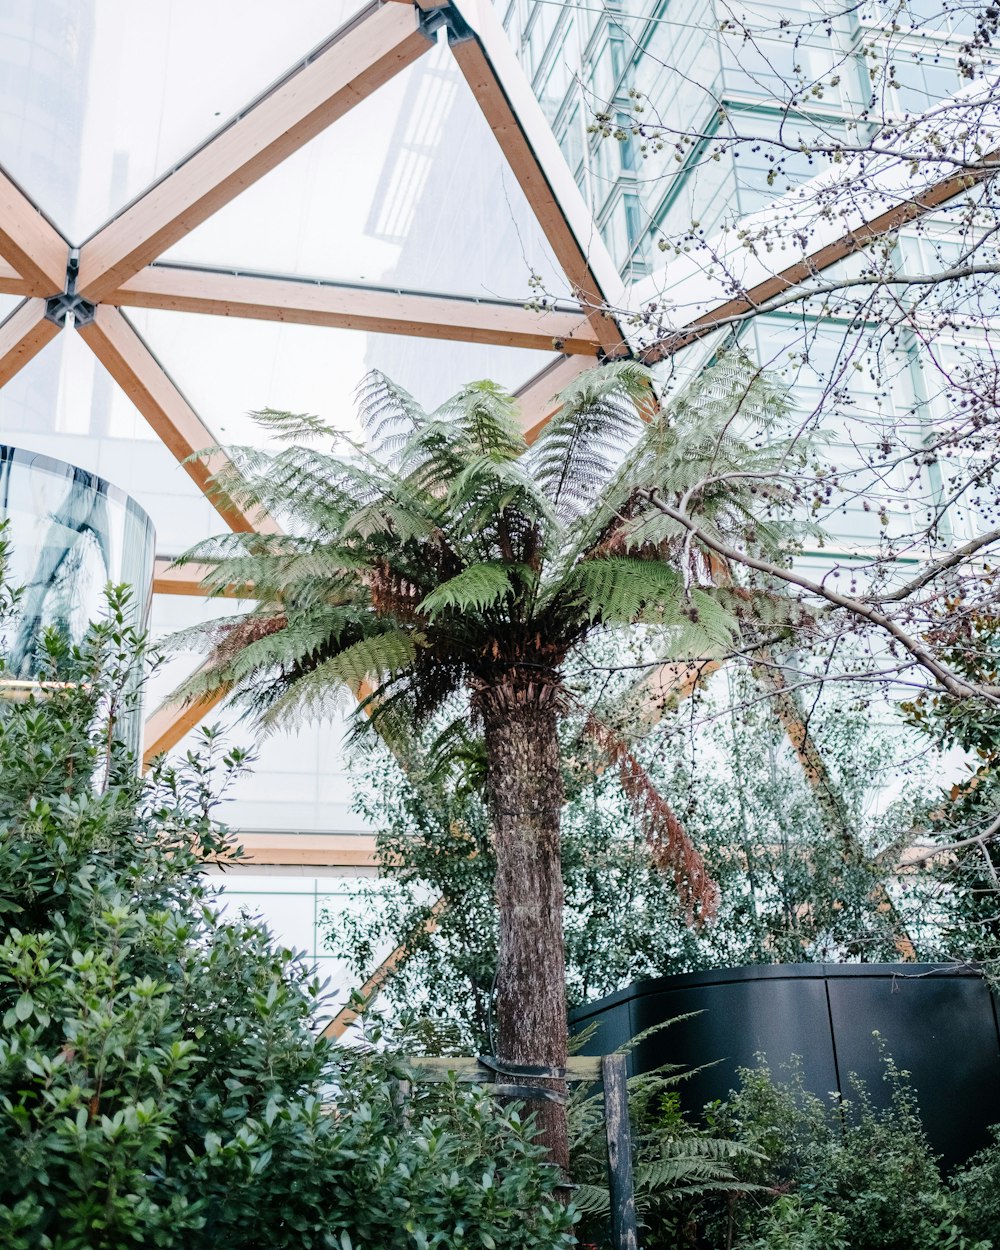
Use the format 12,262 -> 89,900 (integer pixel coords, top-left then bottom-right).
163,41 -> 574,303
0,0 -> 365,243
132,307 -> 560,451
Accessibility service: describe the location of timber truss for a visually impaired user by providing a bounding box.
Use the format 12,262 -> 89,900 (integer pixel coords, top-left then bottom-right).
0,0 -> 980,870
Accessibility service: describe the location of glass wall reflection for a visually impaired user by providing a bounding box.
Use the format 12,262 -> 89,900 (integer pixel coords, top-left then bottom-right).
0,445 -> 155,748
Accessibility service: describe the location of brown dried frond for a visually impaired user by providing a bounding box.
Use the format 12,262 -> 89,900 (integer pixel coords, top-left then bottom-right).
588,489 -> 646,558
368,561 -> 424,621
584,712 -> 719,923
209,613 -> 288,669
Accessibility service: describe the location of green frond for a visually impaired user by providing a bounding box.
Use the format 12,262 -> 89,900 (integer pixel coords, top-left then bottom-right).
573,1136 -> 764,1218
561,557 -> 685,625
259,630 -> 421,728
418,563 -> 526,619
445,456 -> 554,531
248,408 -> 345,442
431,459 -> 556,572
636,1136 -> 764,1194
531,359 -> 652,518
166,352 -> 814,760
681,588 -> 737,647
355,370 -> 428,461
434,379 -> 526,461
353,673 -> 465,751
569,1184 -> 614,1216
340,496 -> 445,545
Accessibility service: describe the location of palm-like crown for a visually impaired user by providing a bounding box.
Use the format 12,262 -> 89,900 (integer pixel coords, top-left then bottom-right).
176,352 -> 803,727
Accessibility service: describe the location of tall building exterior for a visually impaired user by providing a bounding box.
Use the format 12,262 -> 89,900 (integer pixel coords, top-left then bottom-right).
502,0 -> 971,273
496,0 -> 990,560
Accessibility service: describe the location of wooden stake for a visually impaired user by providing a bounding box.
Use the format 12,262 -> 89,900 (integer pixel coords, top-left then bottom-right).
602,1053 -> 638,1250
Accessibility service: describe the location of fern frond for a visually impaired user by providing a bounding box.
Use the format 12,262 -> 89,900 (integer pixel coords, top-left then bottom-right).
531,360 -> 652,520
561,558 -> 685,625
355,370 -> 428,461
248,407 -> 345,442
435,379 -> 526,461
258,629 -> 421,728
418,563 -> 522,619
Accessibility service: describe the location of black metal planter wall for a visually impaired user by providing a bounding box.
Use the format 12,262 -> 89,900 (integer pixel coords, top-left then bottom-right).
569,964 -> 1000,1168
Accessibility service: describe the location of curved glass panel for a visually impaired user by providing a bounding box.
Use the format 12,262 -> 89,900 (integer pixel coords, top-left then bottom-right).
0,445 -> 155,749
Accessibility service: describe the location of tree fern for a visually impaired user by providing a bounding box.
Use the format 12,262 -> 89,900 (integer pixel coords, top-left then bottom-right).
169,356 -> 822,1174
568,1021 -> 765,1241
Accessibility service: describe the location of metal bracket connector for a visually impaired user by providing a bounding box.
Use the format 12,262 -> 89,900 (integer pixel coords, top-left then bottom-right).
44,248 -> 96,328
44,291 -> 96,328
418,2 -> 474,44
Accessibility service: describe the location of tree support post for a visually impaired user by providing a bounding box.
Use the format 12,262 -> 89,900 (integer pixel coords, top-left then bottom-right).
602,1053 -> 638,1250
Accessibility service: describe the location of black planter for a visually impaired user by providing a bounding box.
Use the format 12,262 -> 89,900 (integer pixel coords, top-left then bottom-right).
569,963 -> 1000,1167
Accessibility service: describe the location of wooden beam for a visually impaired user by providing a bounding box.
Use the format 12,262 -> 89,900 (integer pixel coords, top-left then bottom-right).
153,556 -> 244,596
232,832 -> 377,867
0,299 -> 61,387
404,1055 -> 603,1082
77,3 -> 430,302
78,306 -> 278,534
323,897 -> 448,1039
109,264 -> 601,354
641,154 -> 1000,364
445,0 -> 628,356
142,685 -> 228,765
0,169 -> 68,295
0,257 -> 32,297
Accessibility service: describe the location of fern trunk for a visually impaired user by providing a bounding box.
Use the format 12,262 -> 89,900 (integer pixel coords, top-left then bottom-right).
482,686 -> 570,1178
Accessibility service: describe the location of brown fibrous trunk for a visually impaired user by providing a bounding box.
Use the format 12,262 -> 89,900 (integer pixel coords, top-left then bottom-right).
479,681 -> 570,1179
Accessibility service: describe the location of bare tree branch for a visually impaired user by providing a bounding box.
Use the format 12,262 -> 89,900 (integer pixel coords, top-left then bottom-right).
638,488 -> 1000,702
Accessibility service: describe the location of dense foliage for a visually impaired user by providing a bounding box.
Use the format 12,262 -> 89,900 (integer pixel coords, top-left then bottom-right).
566,1043 -> 1000,1248
700,1054 -> 999,1250
0,562 -> 573,1250
902,615 -> 1000,975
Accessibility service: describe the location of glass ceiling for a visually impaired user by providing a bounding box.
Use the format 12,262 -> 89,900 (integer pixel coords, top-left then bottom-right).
163,41 -> 572,302
133,307 -> 558,453
0,0 -> 607,860
0,3 -> 576,558
0,0 -> 367,244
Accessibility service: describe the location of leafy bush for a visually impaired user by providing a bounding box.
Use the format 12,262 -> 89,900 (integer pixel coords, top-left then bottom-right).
0,565 -> 574,1249
702,1051 -> 996,1250
743,1196 -> 850,1250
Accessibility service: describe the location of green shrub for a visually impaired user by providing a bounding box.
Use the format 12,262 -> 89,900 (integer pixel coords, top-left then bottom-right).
704,1050 -> 996,1250
743,1196 -> 850,1250
0,572 -> 574,1249
954,1128 -> 1000,1245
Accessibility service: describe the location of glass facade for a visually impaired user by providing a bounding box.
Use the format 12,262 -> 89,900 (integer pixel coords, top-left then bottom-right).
506,0 -> 982,276
0,444 -> 155,749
